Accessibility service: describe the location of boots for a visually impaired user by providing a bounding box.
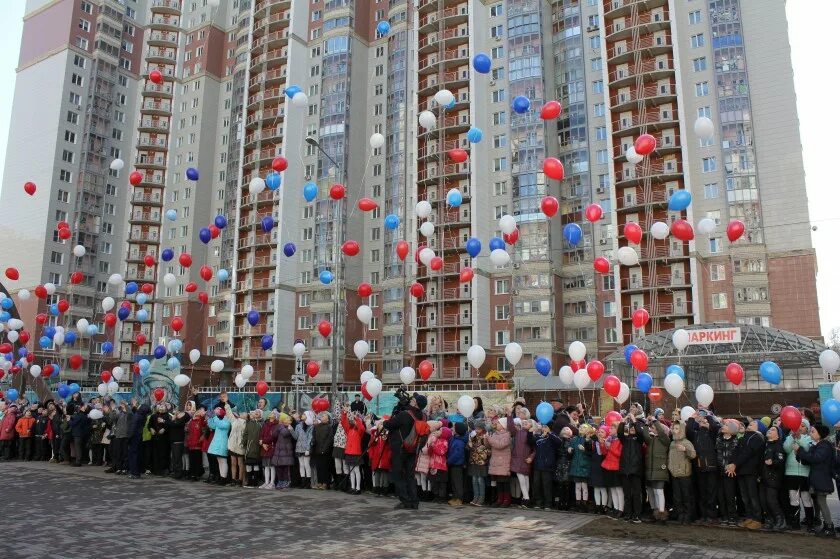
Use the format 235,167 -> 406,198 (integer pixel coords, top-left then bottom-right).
773,514 -> 788,532
817,522 -> 836,538
805,507 -> 816,533
492,489 -> 503,508
501,490 -> 512,508
788,505 -> 801,530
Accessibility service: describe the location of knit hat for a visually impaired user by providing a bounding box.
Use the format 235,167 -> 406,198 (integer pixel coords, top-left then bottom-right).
755,421 -> 767,434
278,412 -> 291,424
412,392 -> 427,410
653,408 -> 664,419
440,426 -> 452,440
814,423 -> 830,439
475,420 -> 487,432
801,418 -> 810,431
454,422 -> 467,436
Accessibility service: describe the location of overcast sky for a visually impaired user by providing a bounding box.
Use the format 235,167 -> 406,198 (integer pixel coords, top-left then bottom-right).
0,0 -> 836,339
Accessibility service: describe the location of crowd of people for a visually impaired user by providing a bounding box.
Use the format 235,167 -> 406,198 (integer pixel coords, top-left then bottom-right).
1,388 -> 838,537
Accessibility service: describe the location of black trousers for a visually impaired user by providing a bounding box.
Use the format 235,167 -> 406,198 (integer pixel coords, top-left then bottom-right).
672,476 -> 695,520
622,474 -> 643,518
533,469 -> 553,508
450,465 -> 465,500
170,442 -> 185,477
151,438 -> 169,474
738,474 -> 761,521
128,435 -> 141,476
390,451 -> 419,507
697,470 -> 719,519
760,484 -> 783,520
17,438 -> 32,460
188,449 -> 204,478
111,437 -> 128,470
1,439 -> 14,459
718,474 -> 738,520
314,454 -> 332,486
91,443 -> 105,465
73,436 -> 85,465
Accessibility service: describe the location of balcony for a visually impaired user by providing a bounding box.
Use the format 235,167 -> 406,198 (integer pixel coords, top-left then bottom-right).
605,9 -> 671,41
616,189 -> 667,211
416,313 -> 470,329
418,69 -> 470,96
621,273 -> 690,292
150,0 -> 181,15
612,110 -> 677,134
419,287 -> 472,303
239,255 -> 275,270
417,162 -> 470,184
127,231 -> 161,244
136,136 -> 169,151
235,302 -> 270,314
622,302 -> 692,319
233,349 -> 272,360
251,29 -> 290,51
131,192 -> 164,206
146,47 -> 177,65
615,161 -> 682,187
150,15 -> 180,32
235,277 -> 275,292
610,83 -> 677,112
637,244 -> 688,261
135,154 -> 167,171
128,210 -> 161,225
141,100 -> 173,116
148,31 -> 178,47
234,325 -> 272,337
608,58 -> 674,88
415,340 -> 468,354
138,118 -> 170,133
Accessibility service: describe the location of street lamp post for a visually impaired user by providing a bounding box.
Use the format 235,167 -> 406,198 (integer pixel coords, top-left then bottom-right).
305,136 -> 344,405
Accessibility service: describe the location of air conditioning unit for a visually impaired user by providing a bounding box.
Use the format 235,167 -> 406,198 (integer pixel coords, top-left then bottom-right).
599,239 -> 607,245
596,186 -> 605,193
489,80 -> 496,86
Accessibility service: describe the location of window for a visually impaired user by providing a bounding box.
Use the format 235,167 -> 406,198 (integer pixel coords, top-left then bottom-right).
493,157 -> 508,171
591,58 -> 602,71
702,157 -> 717,172
495,330 -> 510,346
704,183 -> 718,199
493,134 -> 507,148
688,10 -> 702,24
80,1 -> 92,14
101,222 -> 112,235
490,3 -> 503,16
494,205 -> 508,219
495,279 -> 509,294
299,293 -> 310,307
50,251 -> 64,264
75,37 -> 88,50
595,127 -> 607,141
695,82 -> 710,97
495,305 -> 510,320
492,89 -> 506,103
691,33 -> 705,48
368,317 -> 378,330
71,73 -> 83,86
709,237 -> 720,253
710,264 -> 726,281
490,25 -> 503,38
73,54 -> 86,68
491,46 -> 504,59
596,149 -> 609,164
698,107 -> 712,120
59,170 -> 72,183
371,228 -> 381,241
492,111 -> 506,125
68,92 -> 81,106
602,275 -> 615,291
112,128 -> 122,141
56,189 -> 69,203
48,273 -> 62,286
692,57 -> 707,72
603,301 -> 615,317
593,103 -> 605,117
61,150 -> 74,163
592,80 -> 603,94
590,36 -> 600,50
712,293 -> 728,310
302,228 -> 313,241
494,181 -> 507,196
370,249 -> 380,263
492,67 -> 505,80
706,210 -> 721,225
64,130 -> 76,144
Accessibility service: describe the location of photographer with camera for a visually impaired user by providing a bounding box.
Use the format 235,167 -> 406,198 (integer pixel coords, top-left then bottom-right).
384,389 -> 428,510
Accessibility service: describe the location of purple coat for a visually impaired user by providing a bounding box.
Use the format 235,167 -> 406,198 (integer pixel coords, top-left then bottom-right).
508,418 -> 534,475
270,424 -> 295,466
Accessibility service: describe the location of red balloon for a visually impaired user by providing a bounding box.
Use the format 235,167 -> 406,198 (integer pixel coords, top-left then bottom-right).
604,410 -> 622,427
724,362 -> 744,386
58,228 -> 72,240
540,196 -> 559,217
459,267 -> 474,283
198,292 -> 209,304
670,219 -> 694,241
170,316 -> 184,332
630,349 -> 649,372
35,313 -> 48,325
357,198 -> 378,212
209,225 -> 220,239
0,343 -> 11,354
121,301 -> 132,309
311,397 -> 330,413
185,282 -> 198,293
634,133 -> 657,156
726,220 -> 745,242
603,375 -> 621,398
4,268 -> 19,281
414,244 -> 426,264
135,333 -> 147,346
141,283 -> 154,294
42,365 -> 53,377
543,157 -> 565,181
57,300 -> 70,313
100,370 -> 112,383
70,271 -> 84,285
272,156 -> 288,172
593,257 -> 611,274
256,380 -> 269,397
179,253 -> 193,267
132,364 -> 140,375
149,69 -> 163,84
631,308 -> 650,329
409,283 -> 425,298
19,331 -> 30,345
144,255 -> 156,267
540,100 -> 562,120
56,221 -> 69,231
329,184 -> 345,200
571,359 -> 587,372
429,256 -> 443,271
104,313 -> 116,327
503,228 -> 519,245
306,361 -> 320,378
358,283 -> 373,298
648,387 -> 663,402
624,222 -> 643,244
199,265 -> 213,282
35,286 -> 49,299
447,149 -> 468,163
24,181 -> 36,196
361,382 -> 372,401
153,388 -> 165,402
418,360 -> 434,381
587,360 -> 605,382
584,203 -> 603,223
318,320 -> 332,338
396,240 -> 410,261
129,171 -> 143,186
780,405 -> 802,431
341,240 -> 360,256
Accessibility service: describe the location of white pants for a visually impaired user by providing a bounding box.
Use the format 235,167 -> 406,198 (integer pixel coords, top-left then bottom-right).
789,489 -> 813,508
575,481 -> 589,501
593,486 -> 609,506
334,458 -> 348,474
647,487 -> 665,512
349,467 -> 362,490
415,472 -> 430,491
217,456 -> 228,479
516,473 -> 530,501
610,486 -> 625,511
299,455 -> 311,478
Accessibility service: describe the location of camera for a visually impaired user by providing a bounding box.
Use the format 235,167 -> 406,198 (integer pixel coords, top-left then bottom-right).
392,386 -> 411,414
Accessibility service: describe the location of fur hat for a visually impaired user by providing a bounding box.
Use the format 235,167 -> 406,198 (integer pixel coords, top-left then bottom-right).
412,392 -> 427,410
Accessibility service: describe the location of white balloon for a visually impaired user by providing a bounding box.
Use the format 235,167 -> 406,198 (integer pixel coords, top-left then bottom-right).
672,329 -> 690,351
490,248 -> 510,267
16,289 -> 30,301
72,245 -> 86,257
415,200 -> 432,219
293,342 -> 306,357
360,370 -> 375,384
365,378 -> 383,398
680,406 -> 696,423
617,246 -> 639,266
98,383 -> 108,396
53,332 -> 65,346
499,214 -> 517,235
163,273 -> 176,287
695,383 -> 714,407
650,221 -> 670,240
819,349 -> 840,373
457,395 -> 476,418
573,368 -> 590,390
419,221 -> 435,237
88,409 -> 104,420
112,366 -> 124,381
568,340 -> 587,362
234,373 -> 247,388
467,345 -> 486,369
249,177 -> 266,196
369,133 -> 385,149
107,274 -> 123,286
353,339 -> 369,360
44,282 -> 57,295
8,318 -> 23,330
291,91 -> 309,107
419,248 -> 435,266
102,297 -> 115,312
109,158 -> 125,171
504,342 -> 523,367
240,365 -> 254,380
694,116 -> 714,140
30,365 -> 41,378
833,380 -> 840,401
434,89 -> 455,106
625,146 -> 643,164
559,365 -> 574,386
188,349 -> 200,364
418,110 -> 437,129
6,331 -> 18,344
107,381 -> 120,395
664,373 -> 685,398
399,366 -> 416,385
211,359 -> 225,373
697,218 -> 716,235
616,382 -> 631,404
76,318 -> 90,335
356,305 -> 373,325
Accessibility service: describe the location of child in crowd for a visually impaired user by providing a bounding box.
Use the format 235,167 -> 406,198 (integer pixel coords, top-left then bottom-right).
602,422 -> 623,518
259,410 -> 278,489
340,409 -> 365,495
429,425 -> 451,504
467,421 -> 490,506
293,410 -> 315,489
488,416 -> 512,507
554,426 -> 574,510
271,413 -> 294,489
668,413 -> 697,524
447,422 -> 468,506
14,408 -> 35,461
570,424 -> 593,511
530,422 -> 562,510
367,420 -> 392,496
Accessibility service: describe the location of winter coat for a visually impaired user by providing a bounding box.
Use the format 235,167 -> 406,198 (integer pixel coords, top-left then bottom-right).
70,411 -> 91,439
270,423 -> 295,466
796,439 -> 836,494
333,422 -> 347,453
33,415 -> 48,438
429,429 -> 451,471
617,420 -> 645,476
667,422 -> 696,478
569,435 -> 592,478
487,429 -> 512,477
258,420 -> 277,458
312,422 -> 333,456
242,419 -> 262,461
589,440 -> 608,486
340,412 -> 365,457
293,422 -> 314,455
733,431 -> 765,476
686,417 -> 719,471
165,413 -> 189,445
509,422 -> 534,475
415,431 -> 433,474
783,433 -> 812,477
761,439 -> 786,488
383,406 -> 424,453
90,418 -> 107,444
129,405 -> 151,439
207,415 -> 231,457
185,415 -> 207,451
551,411 -> 579,437
640,420 -> 670,481
447,432 -> 468,467
149,412 -> 170,441
715,433 -> 738,471
368,429 -> 392,471
602,437 -> 622,472
468,433 -> 491,466
0,409 -> 17,440
227,415 -> 246,455
15,416 -> 35,438
554,437 -> 572,481
530,431 -> 562,472
112,409 -> 132,439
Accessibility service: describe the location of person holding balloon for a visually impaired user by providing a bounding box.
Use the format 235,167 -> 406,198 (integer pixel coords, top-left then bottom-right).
185,406 -> 208,482
601,422 -> 624,519
685,410 -> 721,524
667,412 -> 697,525
487,416 -> 513,507
727,420 -> 765,530
715,420 -> 741,526
639,412 -> 670,524
467,421 -> 490,507
311,412 -> 334,490
760,426 -> 788,531
616,414 -> 645,523
529,422 -> 563,511
782,418 -> 814,531
793,423 -> 836,537
0,402 -> 18,460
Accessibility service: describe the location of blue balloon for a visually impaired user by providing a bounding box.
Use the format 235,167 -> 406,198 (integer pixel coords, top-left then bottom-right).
489,237 -> 505,251
668,190 -> 692,211
247,310 -> 260,326
512,95 -> 531,114
384,214 -> 400,230
102,341 -> 113,354
261,216 -> 274,233
57,384 -> 70,399
261,334 -> 274,351
472,53 -> 491,74
447,190 -> 463,207
535,402 -> 554,425
49,304 -> 59,316
623,344 -> 638,364
666,364 -> 685,380
214,215 -> 228,229
50,363 -> 60,377
467,127 -> 483,143
535,357 -> 552,377
168,338 -> 183,354
266,172 -> 282,191
64,331 -> 76,346
635,372 -> 653,393
0,311 -> 9,323
166,209 -> 178,221
563,223 -> 582,246
39,336 -> 52,349
284,85 -> 301,99
185,167 -> 199,181
822,398 -> 840,426
117,307 -> 130,321
465,237 -> 482,258
86,325 -> 99,336
139,359 -> 151,373
166,356 -> 180,370
68,383 -> 80,394
199,227 -> 212,244
17,348 -> 27,358
376,20 -> 390,35
303,181 -> 318,202
217,269 -> 229,282
1,298 -> 13,310
136,309 -> 149,322
6,388 -> 19,402
759,361 -> 782,385
319,270 -> 334,285
283,242 -> 297,257
44,326 -> 56,339
154,345 -> 166,359
125,282 -> 138,295
161,248 -> 174,262
136,293 -> 147,306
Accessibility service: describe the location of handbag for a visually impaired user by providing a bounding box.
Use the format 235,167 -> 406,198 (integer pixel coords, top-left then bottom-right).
101,428 -> 111,445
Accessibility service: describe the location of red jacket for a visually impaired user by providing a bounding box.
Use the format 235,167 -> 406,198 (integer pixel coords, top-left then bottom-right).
0,410 -> 18,441
602,437 -> 622,471
259,420 -> 276,458
340,411 -> 365,456
185,415 -> 207,451
15,417 -> 35,438
367,430 -> 392,471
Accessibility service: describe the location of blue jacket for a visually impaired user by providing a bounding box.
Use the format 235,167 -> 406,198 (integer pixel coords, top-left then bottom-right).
783,433 -> 812,477
796,439 -> 835,494
570,435 -> 592,478
69,412 -> 90,439
530,431 -> 562,472
447,433 -> 468,466
207,415 -> 231,457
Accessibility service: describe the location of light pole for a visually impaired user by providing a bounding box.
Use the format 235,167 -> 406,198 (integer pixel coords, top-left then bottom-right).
305,136 -> 344,405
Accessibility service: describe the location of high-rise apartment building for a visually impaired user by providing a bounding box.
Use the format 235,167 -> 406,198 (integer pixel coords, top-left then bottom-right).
1,0 -> 819,387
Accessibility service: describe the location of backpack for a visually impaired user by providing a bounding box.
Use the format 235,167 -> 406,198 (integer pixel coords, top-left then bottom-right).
401,415 -> 430,453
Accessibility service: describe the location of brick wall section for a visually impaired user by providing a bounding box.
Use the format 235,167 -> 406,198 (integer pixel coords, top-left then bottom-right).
767,251 -> 820,338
